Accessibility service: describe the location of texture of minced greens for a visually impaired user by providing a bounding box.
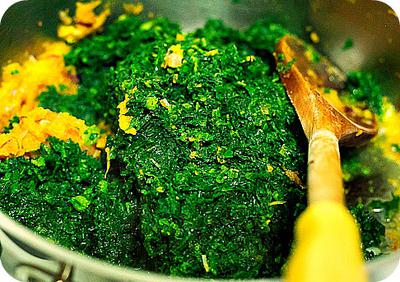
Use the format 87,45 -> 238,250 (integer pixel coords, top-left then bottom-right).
2,116 -> 20,133
0,14 -> 386,278
0,138 -> 139,266
38,86 -> 99,125
340,71 -> 388,259
105,18 -> 381,277
341,71 -> 384,187
38,18 -> 287,127
38,17 -> 180,128
350,204 -> 385,260
107,34 -> 307,278
346,71 -> 383,116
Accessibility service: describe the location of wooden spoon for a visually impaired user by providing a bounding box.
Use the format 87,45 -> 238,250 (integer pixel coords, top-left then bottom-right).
275,35 -> 378,282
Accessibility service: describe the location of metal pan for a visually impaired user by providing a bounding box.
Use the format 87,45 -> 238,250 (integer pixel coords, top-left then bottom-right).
0,0 -> 399,281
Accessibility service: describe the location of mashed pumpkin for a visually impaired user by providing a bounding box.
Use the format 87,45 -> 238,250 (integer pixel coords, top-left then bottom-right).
376,99 -> 400,172
0,42 -> 77,131
58,0 -> 110,44
0,107 -> 106,159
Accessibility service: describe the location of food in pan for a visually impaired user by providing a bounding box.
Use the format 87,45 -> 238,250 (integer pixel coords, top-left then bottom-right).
0,1 -> 398,279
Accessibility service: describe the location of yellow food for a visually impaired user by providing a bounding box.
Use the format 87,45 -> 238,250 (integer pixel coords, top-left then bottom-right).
0,42 -> 77,131
375,99 -> 400,168
205,49 -> 219,57
0,108 -> 104,159
162,44 -> 184,69
58,1 -> 110,44
374,99 -> 400,250
176,33 -> 185,42
104,147 -> 111,178
310,31 -> 320,44
117,93 -> 137,135
123,2 -> 144,15
320,87 -> 376,128
284,168 -> 303,187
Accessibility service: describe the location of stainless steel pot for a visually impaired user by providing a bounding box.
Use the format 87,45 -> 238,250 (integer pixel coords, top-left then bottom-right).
0,0 -> 399,281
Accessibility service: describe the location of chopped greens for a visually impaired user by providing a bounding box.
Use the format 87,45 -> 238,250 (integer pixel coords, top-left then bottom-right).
391,144 -> 400,153
350,204 -> 385,260
346,71 -> 383,116
0,138 -> 139,266
370,195 -> 400,223
39,17 -> 181,128
244,20 -> 289,52
107,26 -> 307,277
2,116 -> 20,133
0,13 -> 390,279
39,86 -> 99,125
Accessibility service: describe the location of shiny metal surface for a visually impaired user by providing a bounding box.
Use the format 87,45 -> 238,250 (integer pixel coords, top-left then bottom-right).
0,0 -> 399,281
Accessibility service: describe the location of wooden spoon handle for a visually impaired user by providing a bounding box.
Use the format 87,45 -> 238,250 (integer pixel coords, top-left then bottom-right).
286,130 -> 367,281
308,129 -> 344,204
285,202 -> 367,282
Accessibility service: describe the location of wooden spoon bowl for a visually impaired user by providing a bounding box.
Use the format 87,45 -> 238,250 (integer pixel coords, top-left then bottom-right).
276,35 -> 377,147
